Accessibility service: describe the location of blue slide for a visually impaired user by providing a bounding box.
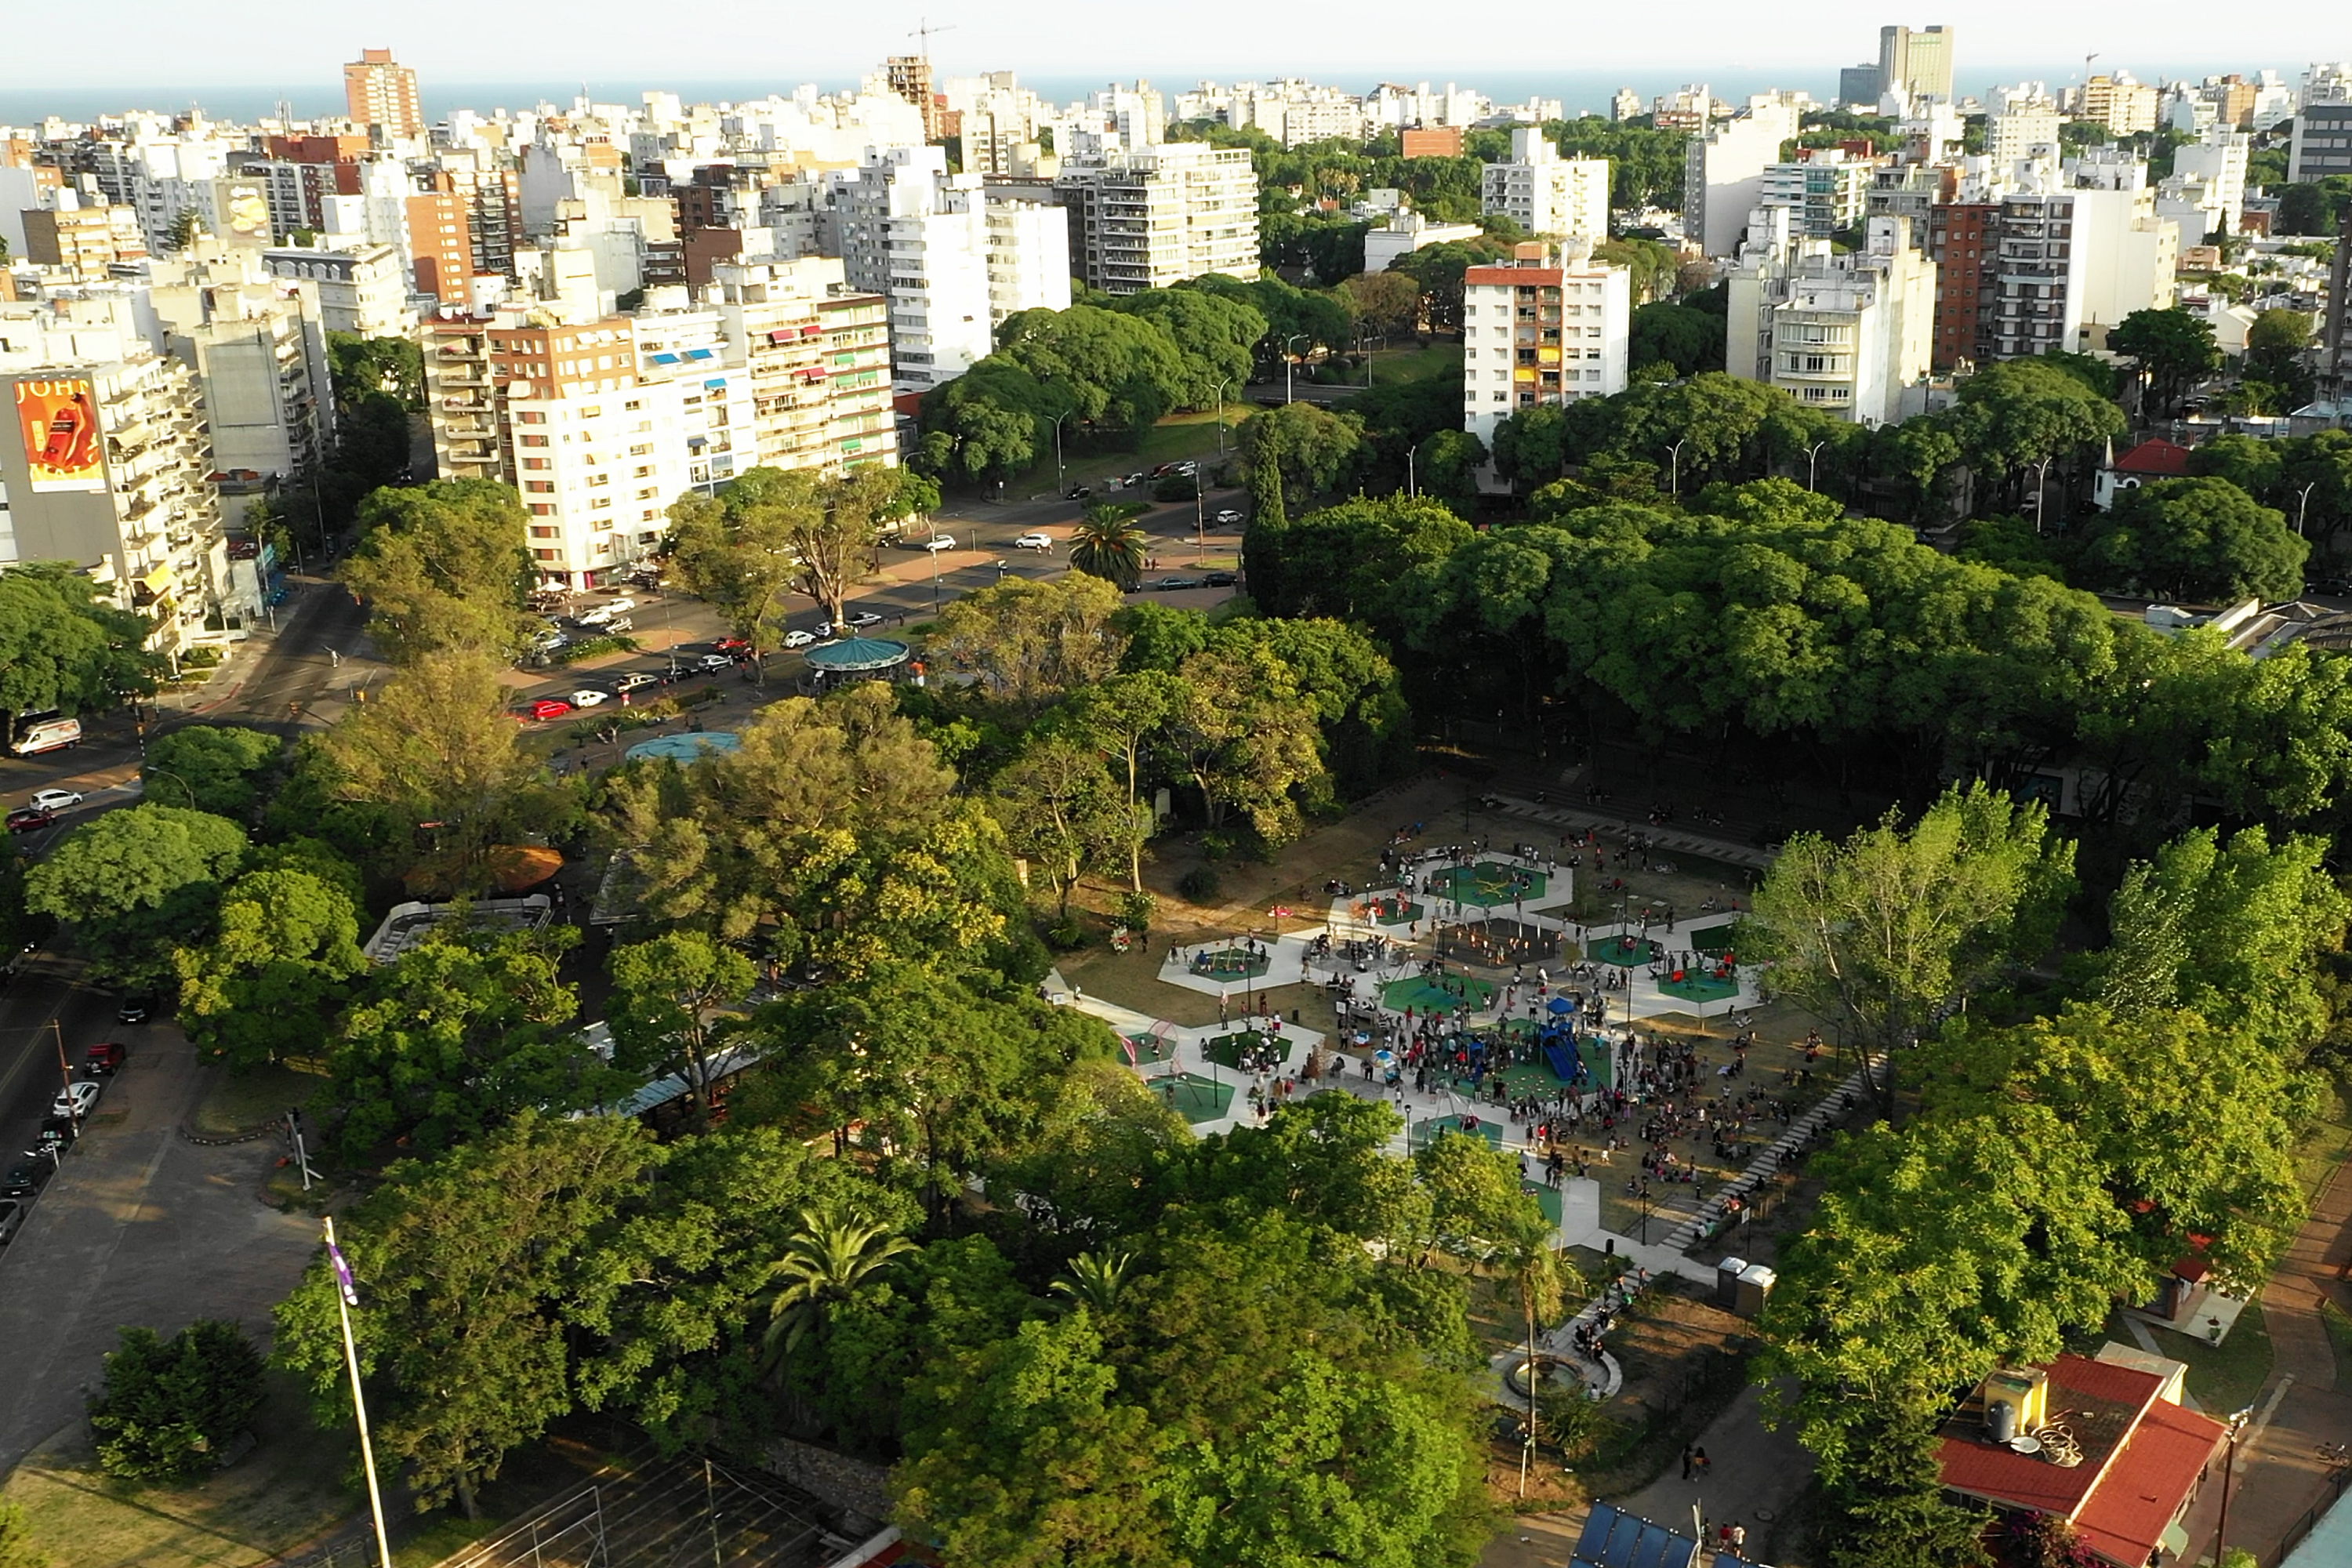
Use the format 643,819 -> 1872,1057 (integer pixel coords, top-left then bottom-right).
1544,1040 -> 1577,1081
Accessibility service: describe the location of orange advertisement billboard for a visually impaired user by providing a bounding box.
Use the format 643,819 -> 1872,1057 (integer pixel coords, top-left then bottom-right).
14,377 -> 104,492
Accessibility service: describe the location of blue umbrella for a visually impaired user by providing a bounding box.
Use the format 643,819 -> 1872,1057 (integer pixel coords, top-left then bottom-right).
1547,996 -> 1574,1014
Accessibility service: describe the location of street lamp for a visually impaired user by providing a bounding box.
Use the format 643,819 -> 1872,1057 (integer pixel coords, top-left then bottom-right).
1283,333 -> 1312,405
2030,455 -> 2056,535
143,767 -> 197,808
1212,376 -> 1233,456
1804,441 -> 1828,492
2296,481 -> 2318,536
1050,409 -> 1073,495
1668,438 -> 1689,500
1407,446 -> 1418,500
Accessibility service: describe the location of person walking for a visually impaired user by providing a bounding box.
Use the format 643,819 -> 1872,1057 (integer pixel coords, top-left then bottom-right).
1680,1445 -> 1697,1481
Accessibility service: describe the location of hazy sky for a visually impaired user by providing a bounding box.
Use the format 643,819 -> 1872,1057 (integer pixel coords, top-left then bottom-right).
7,0 -> 2341,90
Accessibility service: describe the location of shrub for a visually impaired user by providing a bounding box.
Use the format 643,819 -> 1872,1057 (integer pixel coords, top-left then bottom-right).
1152,475 -> 1199,502
89,1319 -> 267,1483
1044,915 -> 1089,951
551,633 -> 641,665
1178,866 -> 1221,902
1117,889 -> 1158,935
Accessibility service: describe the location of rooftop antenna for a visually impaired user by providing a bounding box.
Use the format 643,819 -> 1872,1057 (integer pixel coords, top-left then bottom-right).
909,16 -> 956,60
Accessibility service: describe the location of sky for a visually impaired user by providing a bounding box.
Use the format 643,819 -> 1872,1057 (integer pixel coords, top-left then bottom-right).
1,0 -> 2341,97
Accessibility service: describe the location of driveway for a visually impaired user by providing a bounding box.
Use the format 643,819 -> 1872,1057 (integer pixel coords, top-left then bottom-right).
0,1017 -> 315,1475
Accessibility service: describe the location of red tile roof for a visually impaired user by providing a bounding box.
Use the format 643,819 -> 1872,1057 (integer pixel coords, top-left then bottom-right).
2074,1398 -> 2227,1566
1938,1356 -> 2226,1566
2113,438 -> 2194,477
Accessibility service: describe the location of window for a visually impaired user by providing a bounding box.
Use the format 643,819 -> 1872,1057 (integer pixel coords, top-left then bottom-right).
522,457 -> 550,470
528,503 -> 554,516
524,481 -> 554,493
517,412 -> 546,424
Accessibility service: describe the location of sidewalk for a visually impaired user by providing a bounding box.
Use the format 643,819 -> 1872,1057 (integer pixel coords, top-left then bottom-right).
1617,1384 -> 1815,1558
2180,1149 -> 2352,1563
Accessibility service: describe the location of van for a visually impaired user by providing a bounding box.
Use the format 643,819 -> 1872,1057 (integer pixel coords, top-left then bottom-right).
10,717 -> 81,757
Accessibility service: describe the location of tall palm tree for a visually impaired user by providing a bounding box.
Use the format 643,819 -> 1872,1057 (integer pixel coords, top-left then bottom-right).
1512,1240 -> 1582,1495
1068,505 -> 1150,591
1049,1247 -> 1139,1316
760,1210 -> 914,1366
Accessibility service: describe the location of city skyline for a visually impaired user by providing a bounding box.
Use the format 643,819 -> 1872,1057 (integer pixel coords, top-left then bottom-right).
2,0 -> 2343,100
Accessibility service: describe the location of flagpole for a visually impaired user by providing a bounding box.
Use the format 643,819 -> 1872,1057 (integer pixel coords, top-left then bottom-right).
324,1216 -> 396,1568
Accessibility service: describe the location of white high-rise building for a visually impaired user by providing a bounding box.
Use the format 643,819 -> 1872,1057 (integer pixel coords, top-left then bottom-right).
983,200 -> 1073,323
1759,151 -> 1871,238
825,147 -> 994,389
1480,129 -> 1611,240
1052,143 -> 1259,295
1726,214 -> 1937,426
1987,101 -> 2063,175
1458,241 -> 1631,443
1683,103 -> 1802,256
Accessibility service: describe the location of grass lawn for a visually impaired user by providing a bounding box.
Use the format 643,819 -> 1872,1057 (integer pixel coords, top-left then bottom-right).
1001,408 -> 1243,498
2295,1081 -> 2351,1198
2147,1298 -> 2275,1415
1359,343 -> 1466,385
190,1061 -> 326,1138
1,1375 -> 358,1568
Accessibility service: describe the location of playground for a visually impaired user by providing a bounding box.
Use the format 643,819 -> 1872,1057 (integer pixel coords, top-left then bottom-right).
1355,895 -> 1424,927
1379,972 -> 1498,1014
1590,933 -> 1664,967
1203,1029 -> 1296,1069
1690,923 -> 1741,957
1408,1112 -> 1504,1152
1436,916 -> 1561,968
1426,861 -> 1549,909
1149,1071 -> 1236,1124
1185,944 -> 1270,982
1658,967 -> 1741,1004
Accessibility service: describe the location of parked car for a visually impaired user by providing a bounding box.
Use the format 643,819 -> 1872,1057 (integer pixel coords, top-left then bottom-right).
568,689 -> 610,708
115,994 -> 154,1025
52,1080 -> 100,1120
693,653 -> 735,674
1214,508 -> 1244,525
531,630 -> 569,652
0,1162 -> 47,1198
919,534 -> 957,552
1013,532 -> 1054,551
713,636 -> 752,655
0,1198 -> 22,1246
1203,571 -> 1238,588
781,630 -> 816,649
5,808 -> 54,834
85,1041 -> 126,1076
612,672 -> 662,695
576,597 -> 637,626
844,611 -> 884,630
601,616 -> 635,634
1066,486 -> 1092,500
522,698 -> 573,721
1151,575 -> 1199,591
28,789 -> 82,813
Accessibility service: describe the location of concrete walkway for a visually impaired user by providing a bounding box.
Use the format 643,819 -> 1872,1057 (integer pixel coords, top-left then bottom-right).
1618,1383 -> 1816,1558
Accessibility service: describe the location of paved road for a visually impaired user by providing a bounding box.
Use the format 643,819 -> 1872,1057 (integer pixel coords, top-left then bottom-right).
0,1012 -> 315,1475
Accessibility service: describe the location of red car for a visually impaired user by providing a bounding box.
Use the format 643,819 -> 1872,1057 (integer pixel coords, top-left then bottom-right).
521,698 -> 573,721
713,636 -> 752,655
85,1041 -> 127,1075
5,808 -> 55,833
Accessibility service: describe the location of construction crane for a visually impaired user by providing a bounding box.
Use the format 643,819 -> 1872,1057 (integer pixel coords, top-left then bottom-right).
909,17 -> 956,60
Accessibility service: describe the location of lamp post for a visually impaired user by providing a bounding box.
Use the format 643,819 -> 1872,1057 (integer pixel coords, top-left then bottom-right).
2209,1405 -> 2256,1567
1804,441 -> 1828,492
143,767 -> 197,808
1213,376 -> 1233,456
1051,409 -> 1072,495
2030,455 -> 2056,535
1284,332 -> 1312,404
1407,446 -> 1418,499
2296,481 -> 2318,536
1668,438 -> 1689,500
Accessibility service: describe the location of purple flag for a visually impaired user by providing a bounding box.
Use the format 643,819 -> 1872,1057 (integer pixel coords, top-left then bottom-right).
328,1240 -> 360,1308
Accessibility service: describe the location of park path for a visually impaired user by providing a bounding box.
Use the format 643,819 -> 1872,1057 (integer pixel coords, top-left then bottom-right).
2180,1149 -> 2352,1563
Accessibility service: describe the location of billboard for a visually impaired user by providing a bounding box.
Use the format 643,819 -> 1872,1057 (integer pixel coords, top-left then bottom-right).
13,377 -> 104,492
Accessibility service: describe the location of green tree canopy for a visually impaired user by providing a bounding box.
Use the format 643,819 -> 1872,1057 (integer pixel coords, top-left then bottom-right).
176,865 -> 368,1069
142,724 -> 281,818
340,479 -> 537,662
0,564 -> 164,748
24,803 -> 248,986
2078,475 -> 2306,602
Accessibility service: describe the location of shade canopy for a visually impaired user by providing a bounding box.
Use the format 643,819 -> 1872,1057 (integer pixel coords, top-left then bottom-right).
805,637 -> 911,673
624,731 -> 742,764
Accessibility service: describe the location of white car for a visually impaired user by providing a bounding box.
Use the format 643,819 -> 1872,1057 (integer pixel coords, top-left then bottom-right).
28,789 -> 82,814
1013,532 -> 1054,551
920,535 -> 957,552
568,689 -> 610,708
52,1080 -> 100,1119
845,611 -> 884,630
577,597 -> 637,626
1214,509 -> 1244,525
782,630 -> 817,649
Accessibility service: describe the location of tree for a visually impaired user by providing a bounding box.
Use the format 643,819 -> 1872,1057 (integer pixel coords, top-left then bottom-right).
340,480 -> 537,662
176,866 -> 368,1069
2244,307 -> 2317,410
325,332 -> 425,411
1237,401 -> 1366,503
1628,301 -> 1728,376
2078,475 -> 2307,602
1592,237 -> 1680,303
0,1503 -> 47,1568
1413,428 -> 1488,514
1947,358 -> 2125,492
994,305 -> 1190,439
605,931 -> 757,1131
1111,288 -> 1268,408
275,1112 -> 654,1517
1747,785 -> 2075,1112
325,925 -> 612,1156
1065,670 -> 1181,891
920,361 -> 1048,485
0,564 -> 164,749
89,1320 -> 267,1482
1488,405 -> 1569,490
760,1210 -> 916,1364
1163,642 -> 1330,845
663,477 -> 811,658
991,735 -> 1138,916
1339,270 -> 1421,339
24,804 -> 248,987
1067,505 -> 1151,592
142,724 -> 281,818
1413,1131 -> 1552,1263
2108,307 -> 2224,416
928,572 -> 1129,708
320,650 -> 545,879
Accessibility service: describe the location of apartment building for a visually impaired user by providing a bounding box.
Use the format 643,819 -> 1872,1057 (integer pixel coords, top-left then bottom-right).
1683,104 -> 1801,256
983,200 -> 1073,322
1878,25 -> 1955,102
1458,241 -> 1631,443
712,259 -> 895,475
263,242 -> 411,337
1987,103 -> 2063,173
1926,200 -> 1997,368
1480,129 -> 1610,241
20,205 -> 133,281
825,147 -> 993,389
1760,151 -> 1872,238
345,49 -> 424,140
1052,143 -> 1258,295
1726,214 -> 1936,425
0,355 -> 228,650
2289,102 -> 2352,184
150,268 -> 336,485
2075,75 -> 2160,136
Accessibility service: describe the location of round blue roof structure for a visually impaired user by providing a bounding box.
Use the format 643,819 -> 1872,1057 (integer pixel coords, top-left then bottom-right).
624,731 -> 742,764
805,637 -> 912,673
